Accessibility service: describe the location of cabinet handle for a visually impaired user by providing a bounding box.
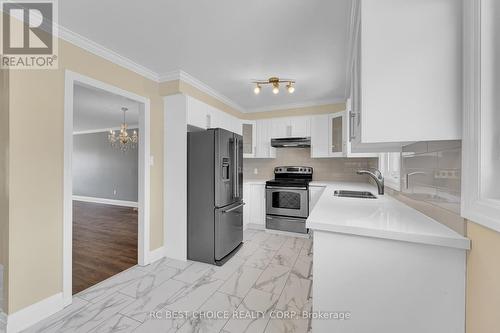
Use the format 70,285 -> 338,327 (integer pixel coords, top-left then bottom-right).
349,111 -> 356,142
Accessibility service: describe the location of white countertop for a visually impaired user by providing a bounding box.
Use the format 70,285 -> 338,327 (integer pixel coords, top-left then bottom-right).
306,182 -> 470,250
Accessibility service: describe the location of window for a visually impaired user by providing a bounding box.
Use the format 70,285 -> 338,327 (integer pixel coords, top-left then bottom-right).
379,152 -> 401,191
462,0 -> 500,232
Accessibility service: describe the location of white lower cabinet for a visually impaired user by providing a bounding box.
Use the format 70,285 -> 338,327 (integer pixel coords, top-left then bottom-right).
309,186 -> 326,213
243,183 -> 266,229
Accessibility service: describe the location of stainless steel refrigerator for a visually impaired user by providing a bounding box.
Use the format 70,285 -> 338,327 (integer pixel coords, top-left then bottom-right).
187,128 -> 244,265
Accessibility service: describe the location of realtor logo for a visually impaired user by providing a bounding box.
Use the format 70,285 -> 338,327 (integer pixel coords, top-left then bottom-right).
1,0 -> 58,69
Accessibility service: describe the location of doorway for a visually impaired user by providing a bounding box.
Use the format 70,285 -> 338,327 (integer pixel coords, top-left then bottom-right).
63,71 -> 150,305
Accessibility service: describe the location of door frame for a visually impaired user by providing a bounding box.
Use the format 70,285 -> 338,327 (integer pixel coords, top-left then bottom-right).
63,70 -> 151,306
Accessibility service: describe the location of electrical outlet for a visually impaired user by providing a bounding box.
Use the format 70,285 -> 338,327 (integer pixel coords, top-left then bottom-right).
113,189 -> 117,196
253,168 -> 258,175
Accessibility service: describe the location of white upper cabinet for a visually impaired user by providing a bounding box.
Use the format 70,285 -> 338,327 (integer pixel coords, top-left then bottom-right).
186,96 -> 210,130
242,121 -> 257,158
289,116 -> 311,137
311,114 -> 330,158
185,95 -> 241,134
311,111 -> 377,158
348,0 -> 462,149
270,116 -> 311,139
255,119 -> 276,158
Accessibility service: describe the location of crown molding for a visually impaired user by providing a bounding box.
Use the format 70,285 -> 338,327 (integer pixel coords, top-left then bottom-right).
244,98 -> 346,113
58,25 -> 160,82
159,70 -> 246,113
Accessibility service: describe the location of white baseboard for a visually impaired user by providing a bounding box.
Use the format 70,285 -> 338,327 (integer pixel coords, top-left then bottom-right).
72,195 -> 138,208
148,246 -> 166,264
6,293 -> 64,333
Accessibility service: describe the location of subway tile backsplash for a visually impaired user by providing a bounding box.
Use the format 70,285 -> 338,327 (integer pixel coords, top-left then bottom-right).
243,148 -> 378,182
401,140 -> 462,215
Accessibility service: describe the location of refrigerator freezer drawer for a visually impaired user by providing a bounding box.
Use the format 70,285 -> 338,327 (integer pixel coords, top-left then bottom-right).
215,202 -> 244,261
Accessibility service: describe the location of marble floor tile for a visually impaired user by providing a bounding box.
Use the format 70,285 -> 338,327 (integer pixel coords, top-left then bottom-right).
36,292 -> 134,332
119,266 -> 179,299
259,235 -> 287,251
235,241 -> 260,260
282,237 -> 307,251
210,256 -> 246,281
162,275 -> 224,312
77,266 -> 148,303
275,272 -> 312,313
20,233 -> 313,333
133,316 -> 187,333
23,297 -> 90,332
254,264 -> 290,295
173,262 -> 215,284
219,265 -> 264,298
245,248 -> 276,270
243,229 -> 260,241
163,258 -> 194,271
249,232 -> 271,245
177,292 -> 242,333
92,313 -> 141,333
223,288 -> 279,333
264,315 -> 310,333
119,278 -> 188,323
298,246 -> 312,258
271,246 -> 300,268
292,256 -> 312,280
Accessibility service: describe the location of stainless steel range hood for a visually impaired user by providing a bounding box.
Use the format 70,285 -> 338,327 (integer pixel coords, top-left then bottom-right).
271,137 -> 311,148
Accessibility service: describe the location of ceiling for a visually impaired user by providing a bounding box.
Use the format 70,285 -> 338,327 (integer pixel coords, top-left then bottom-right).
73,84 -> 140,133
60,0 -> 351,112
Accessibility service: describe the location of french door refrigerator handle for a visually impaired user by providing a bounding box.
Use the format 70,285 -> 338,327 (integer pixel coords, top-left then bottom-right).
222,202 -> 245,213
233,137 -> 238,198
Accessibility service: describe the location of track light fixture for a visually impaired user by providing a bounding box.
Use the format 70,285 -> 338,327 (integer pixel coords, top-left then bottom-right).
252,77 -> 296,95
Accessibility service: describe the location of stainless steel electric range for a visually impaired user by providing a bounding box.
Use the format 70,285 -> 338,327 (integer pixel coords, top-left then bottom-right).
265,166 -> 313,234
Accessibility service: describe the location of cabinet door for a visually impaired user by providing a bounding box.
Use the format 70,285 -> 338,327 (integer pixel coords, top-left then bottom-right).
255,120 -> 275,158
311,115 -> 330,158
271,118 -> 289,138
329,113 -> 345,157
249,184 -> 266,227
290,116 -> 311,137
186,96 -> 209,129
242,121 -> 256,158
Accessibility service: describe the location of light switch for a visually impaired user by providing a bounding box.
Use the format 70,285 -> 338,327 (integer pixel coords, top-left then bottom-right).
253,168 -> 258,175
150,155 -> 154,166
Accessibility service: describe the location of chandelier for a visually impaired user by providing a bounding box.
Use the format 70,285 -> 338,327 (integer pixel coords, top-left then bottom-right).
253,77 -> 295,95
108,107 -> 138,151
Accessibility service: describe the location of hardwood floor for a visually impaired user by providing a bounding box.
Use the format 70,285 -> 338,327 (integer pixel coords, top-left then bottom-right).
72,200 -> 138,295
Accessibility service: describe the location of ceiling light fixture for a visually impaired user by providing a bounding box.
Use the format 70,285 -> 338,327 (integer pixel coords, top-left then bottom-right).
252,77 -> 296,95
108,107 -> 138,151
254,83 -> 261,95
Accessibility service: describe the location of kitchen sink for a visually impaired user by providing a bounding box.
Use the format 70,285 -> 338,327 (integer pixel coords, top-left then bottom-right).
334,190 -> 377,199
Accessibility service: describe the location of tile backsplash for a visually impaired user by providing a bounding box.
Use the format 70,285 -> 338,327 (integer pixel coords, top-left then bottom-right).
396,140 -> 464,235
243,148 -> 378,182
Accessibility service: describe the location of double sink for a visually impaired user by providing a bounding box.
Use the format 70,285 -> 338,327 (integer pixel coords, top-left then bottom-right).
333,190 -> 377,199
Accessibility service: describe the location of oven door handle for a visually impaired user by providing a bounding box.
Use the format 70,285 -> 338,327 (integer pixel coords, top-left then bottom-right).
266,186 -> 307,191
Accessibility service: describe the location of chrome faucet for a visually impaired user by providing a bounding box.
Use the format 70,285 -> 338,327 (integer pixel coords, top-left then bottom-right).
356,168 -> 384,195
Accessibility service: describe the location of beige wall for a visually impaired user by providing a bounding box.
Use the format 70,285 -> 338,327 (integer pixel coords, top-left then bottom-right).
0,69 -> 9,313
244,148 -> 377,182
466,222 -> 500,333
6,40 -> 164,313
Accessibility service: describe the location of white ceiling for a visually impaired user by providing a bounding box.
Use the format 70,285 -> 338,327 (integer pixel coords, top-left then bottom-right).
73,83 -> 140,132
60,0 -> 350,112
